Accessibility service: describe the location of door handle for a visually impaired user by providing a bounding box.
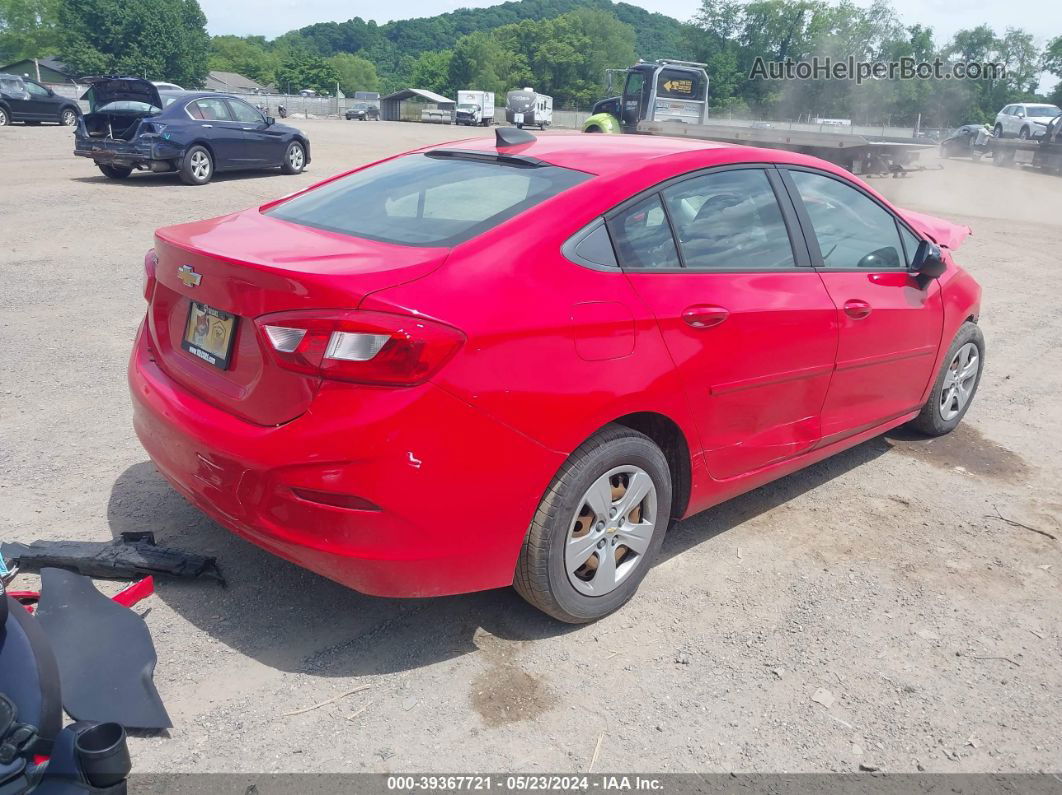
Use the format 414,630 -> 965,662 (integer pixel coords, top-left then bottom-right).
201,123 -> 213,128
682,305 -> 729,329
843,299 -> 872,319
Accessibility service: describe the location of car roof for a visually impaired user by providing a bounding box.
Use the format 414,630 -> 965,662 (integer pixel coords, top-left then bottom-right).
430,131 -> 813,177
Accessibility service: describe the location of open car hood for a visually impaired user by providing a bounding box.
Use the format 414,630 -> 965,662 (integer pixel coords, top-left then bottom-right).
81,76 -> 162,112
901,209 -> 972,251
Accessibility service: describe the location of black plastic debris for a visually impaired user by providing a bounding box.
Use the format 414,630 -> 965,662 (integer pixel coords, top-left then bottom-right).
2,532 -> 223,584
34,568 -> 172,730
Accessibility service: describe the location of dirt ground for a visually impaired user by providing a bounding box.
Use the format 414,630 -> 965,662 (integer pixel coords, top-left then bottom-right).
1,119 -> 1059,775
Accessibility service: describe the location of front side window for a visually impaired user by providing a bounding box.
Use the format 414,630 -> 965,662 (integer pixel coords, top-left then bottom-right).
661,169 -> 795,270
898,224 -> 921,267
608,194 -> 680,270
227,99 -> 263,124
24,81 -> 48,97
266,153 -> 590,247
789,170 -> 904,270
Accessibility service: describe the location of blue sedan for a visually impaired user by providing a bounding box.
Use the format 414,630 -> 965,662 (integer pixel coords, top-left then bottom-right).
73,77 -> 310,185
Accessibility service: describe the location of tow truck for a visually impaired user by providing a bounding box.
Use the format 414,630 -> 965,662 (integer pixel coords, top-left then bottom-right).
582,59 -> 933,176
989,115 -> 1062,175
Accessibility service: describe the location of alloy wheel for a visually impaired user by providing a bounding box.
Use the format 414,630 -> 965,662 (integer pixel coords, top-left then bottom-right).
0,109 -> 8,126
939,342 -> 979,421
289,145 -> 304,170
62,110 -> 77,126
565,466 -> 657,596
190,151 -> 210,181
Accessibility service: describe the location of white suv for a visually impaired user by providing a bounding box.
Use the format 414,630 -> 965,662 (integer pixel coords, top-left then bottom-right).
993,103 -> 1062,139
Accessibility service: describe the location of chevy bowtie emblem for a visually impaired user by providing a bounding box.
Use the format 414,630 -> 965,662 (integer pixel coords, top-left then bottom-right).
177,265 -> 202,288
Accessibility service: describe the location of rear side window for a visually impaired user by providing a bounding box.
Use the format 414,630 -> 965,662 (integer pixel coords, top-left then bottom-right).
789,170 -> 905,270
608,194 -> 680,270
655,69 -> 705,100
266,153 -> 590,246
189,98 -> 233,121
661,169 -> 795,270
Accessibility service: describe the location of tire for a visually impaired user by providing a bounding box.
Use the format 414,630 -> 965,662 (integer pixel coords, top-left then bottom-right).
0,107 -> 8,126
97,163 -> 132,179
1019,126 -> 1030,140
514,424 -> 673,623
993,124 -> 1004,138
179,145 -> 213,185
60,108 -> 78,126
908,322 -> 985,437
281,140 -> 305,174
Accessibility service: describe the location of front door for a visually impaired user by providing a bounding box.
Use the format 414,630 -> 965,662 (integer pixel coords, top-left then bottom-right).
22,80 -> 54,120
621,70 -> 649,132
611,166 -> 838,480
225,98 -> 283,165
780,167 -> 944,444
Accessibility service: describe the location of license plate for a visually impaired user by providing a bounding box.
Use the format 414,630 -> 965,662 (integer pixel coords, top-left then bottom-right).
514,112 -> 524,124
181,302 -> 237,370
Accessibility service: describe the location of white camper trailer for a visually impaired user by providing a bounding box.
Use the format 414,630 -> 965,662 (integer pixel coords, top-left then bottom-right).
455,90 -> 495,126
505,88 -> 552,129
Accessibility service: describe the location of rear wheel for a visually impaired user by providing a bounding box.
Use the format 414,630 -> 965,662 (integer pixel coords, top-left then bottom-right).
281,140 -> 305,174
1019,126 -> 1031,140
909,322 -> 984,436
179,145 -> 213,185
993,123 -> 1004,138
0,107 -> 8,126
514,424 -> 672,623
60,108 -> 78,126
97,163 -> 132,179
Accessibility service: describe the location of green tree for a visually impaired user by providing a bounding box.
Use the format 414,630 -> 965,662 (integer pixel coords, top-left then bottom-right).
328,52 -> 378,95
0,0 -> 59,63
209,35 -> 281,86
57,0 -> 209,87
275,52 -> 340,95
409,49 -> 453,96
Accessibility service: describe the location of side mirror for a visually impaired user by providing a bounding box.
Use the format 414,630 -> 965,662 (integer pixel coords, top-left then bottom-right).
265,116 -> 275,126
911,240 -> 946,279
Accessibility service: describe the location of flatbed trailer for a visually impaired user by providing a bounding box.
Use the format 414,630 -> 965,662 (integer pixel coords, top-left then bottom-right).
636,120 -> 934,176
988,127 -> 1062,175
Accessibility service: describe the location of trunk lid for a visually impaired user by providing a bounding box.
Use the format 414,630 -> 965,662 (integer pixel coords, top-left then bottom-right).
82,77 -> 162,112
149,208 -> 448,426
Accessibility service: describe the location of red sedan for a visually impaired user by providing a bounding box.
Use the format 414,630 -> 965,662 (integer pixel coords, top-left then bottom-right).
130,130 -> 983,622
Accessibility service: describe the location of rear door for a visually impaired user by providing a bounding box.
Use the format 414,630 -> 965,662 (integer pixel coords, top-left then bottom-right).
612,166 -> 838,480
185,97 -> 245,166
780,167 -> 943,444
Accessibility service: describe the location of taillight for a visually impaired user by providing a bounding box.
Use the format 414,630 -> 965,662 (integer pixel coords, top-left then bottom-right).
255,309 -> 464,386
143,249 -> 157,301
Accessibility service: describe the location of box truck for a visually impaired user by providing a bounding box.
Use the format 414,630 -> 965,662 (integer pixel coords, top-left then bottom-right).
455,90 -> 495,126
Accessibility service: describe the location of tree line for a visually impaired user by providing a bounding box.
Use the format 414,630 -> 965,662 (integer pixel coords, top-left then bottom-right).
1,0 -> 1059,126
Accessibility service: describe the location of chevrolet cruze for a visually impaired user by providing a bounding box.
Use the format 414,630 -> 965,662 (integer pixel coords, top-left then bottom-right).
130,130 -> 983,622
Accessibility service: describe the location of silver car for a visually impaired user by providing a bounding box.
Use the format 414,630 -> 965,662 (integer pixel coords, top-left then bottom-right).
993,103 -> 1062,139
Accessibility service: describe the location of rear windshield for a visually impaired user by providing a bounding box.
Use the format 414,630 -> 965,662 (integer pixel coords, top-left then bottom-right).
265,153 -> 590,246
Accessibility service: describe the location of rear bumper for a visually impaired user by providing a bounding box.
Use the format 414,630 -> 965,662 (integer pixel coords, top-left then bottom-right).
128,322 -> 563,598
74,137 -> 182,168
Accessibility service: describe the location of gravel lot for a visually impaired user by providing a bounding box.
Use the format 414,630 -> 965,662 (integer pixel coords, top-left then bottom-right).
1,119 -> 1060,775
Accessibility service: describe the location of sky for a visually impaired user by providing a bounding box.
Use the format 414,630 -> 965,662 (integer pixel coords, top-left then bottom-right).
201,0 -> 1060,44
200,0 -> 1060,89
